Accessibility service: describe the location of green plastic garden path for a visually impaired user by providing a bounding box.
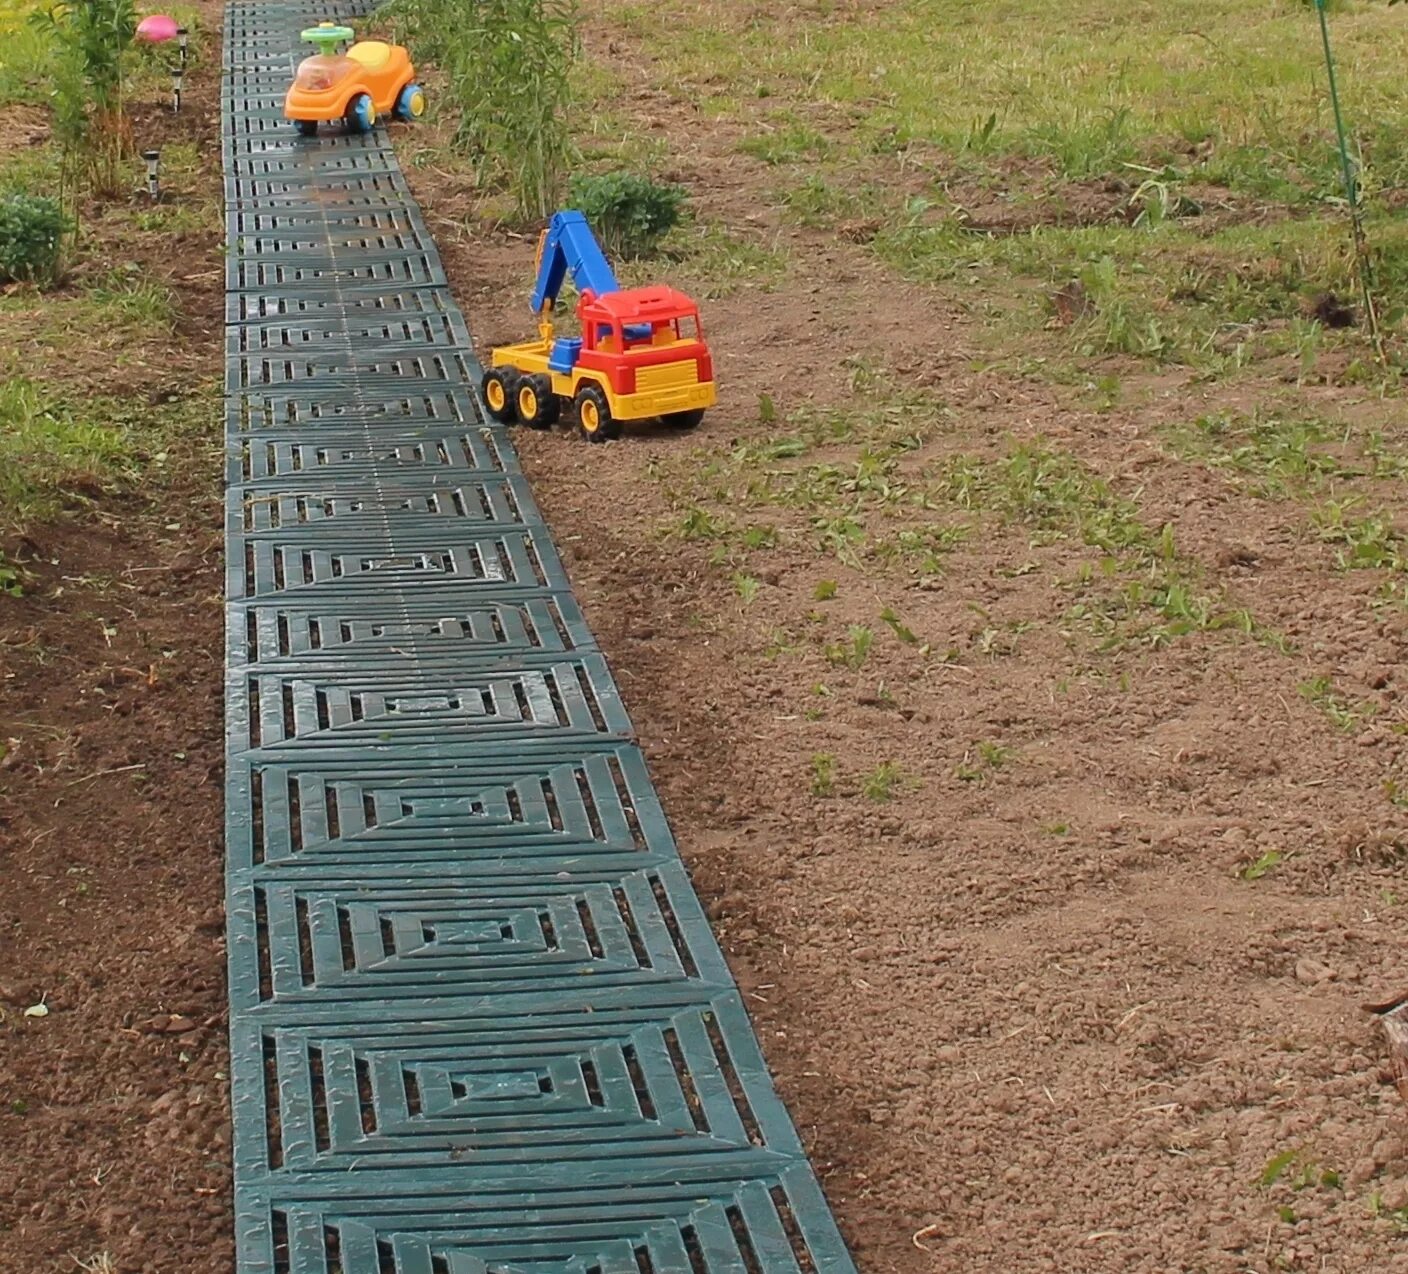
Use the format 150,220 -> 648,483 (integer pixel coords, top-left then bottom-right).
221,3 -> 856,1269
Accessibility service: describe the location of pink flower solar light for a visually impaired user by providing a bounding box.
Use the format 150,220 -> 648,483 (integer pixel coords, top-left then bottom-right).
136,14 -> 179,42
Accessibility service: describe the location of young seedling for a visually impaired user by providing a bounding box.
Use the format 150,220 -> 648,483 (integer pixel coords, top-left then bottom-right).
956,740 -> 1013,783
879,606 -> 918,644
824,624 -> 873,670
861,761 -> 908,802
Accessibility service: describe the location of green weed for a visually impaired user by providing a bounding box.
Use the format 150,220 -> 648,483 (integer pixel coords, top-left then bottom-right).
1298,675 -> 1375,732
878,606 -> 918,645
861,761 -> 908,802
1240,850 -> 1284,881
1163,410 -> 1348,496
809,752 -> 836,797
88,268 -> 175,329
824,624 -> 872,671
0,549 -> 25,596
956,740 -> 1012,783
1312,502 -> 1406,573
661,221 -> 785,298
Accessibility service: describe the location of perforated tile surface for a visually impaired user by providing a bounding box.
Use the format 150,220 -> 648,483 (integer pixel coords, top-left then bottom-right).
223,4 -> 854,1271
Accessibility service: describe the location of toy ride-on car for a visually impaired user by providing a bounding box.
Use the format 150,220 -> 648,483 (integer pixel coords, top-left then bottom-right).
284,22 -> 426,136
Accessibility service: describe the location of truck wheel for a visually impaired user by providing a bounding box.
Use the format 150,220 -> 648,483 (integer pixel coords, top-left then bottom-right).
481,368 -> 517,423
293,119 -> 319,137
575,385 -> 621,444
516,373 -> 560,429
663,408 -> 705,430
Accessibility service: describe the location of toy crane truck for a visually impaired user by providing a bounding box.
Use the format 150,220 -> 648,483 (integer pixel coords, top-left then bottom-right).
480,211 -> 717,442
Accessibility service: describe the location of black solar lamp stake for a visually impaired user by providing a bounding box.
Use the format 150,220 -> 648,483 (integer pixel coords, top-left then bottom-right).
177,27 -> 189,67
143,149 -> 161,200
171,64 -> 183,112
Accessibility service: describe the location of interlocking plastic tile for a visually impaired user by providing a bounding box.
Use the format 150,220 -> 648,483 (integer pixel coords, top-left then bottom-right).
226,251 -> 447,294
228,314 -> 470,363
228,593 -> 596,672
230,658 -> 632,758
232,474 -> 530,528
224,170 -> 413,205
233,387 -> 482,433
227,285 -> 456,327
225,749 -> 670,876
230,528 -> 572,601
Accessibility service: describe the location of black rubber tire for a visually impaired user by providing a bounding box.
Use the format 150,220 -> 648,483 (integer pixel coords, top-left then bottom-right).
345,92 -> 375,134
515,373 -> 560,429
481,368 -> 516,423
663,408 -> 705,430
293,119 -> 319,137
574,384 -> 621,444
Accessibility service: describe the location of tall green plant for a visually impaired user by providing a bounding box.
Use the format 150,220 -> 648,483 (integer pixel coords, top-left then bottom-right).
387,0 -> 579,221
33,0 -> 138,197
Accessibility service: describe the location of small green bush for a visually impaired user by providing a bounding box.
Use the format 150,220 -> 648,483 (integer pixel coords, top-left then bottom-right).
567,172 -> 685,258
0,194 -> 69,285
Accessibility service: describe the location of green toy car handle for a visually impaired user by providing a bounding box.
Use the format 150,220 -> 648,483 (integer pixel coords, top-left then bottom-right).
299,22 -> 354,55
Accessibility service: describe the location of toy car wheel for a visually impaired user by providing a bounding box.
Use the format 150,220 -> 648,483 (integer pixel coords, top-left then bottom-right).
575,385 -> 621,444
395,82 -> 426,121
481,369 -> 517,423
516,374 -> 560,429
293,119 -> 319,137
662,408 -> 705,430
345,92 -> 376,133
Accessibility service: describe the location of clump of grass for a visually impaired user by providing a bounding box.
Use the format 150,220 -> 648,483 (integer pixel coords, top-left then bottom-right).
809,752 -> 836,796
88,267 -> 175,329
861,761 -> 910,802
737,118 -> 830,166
0,378 -> 133,528
659,221 -> 786,298
387,0 -> 580,221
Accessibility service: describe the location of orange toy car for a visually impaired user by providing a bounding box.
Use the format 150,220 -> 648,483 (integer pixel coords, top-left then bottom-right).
284,23 -> 426,136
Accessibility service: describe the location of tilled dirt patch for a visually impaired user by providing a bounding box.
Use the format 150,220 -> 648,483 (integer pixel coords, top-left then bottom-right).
0,502 -> 230,1273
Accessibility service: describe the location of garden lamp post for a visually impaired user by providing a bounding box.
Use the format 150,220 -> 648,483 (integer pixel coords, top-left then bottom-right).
143,150 -> 161,200
172,65 -> 183,112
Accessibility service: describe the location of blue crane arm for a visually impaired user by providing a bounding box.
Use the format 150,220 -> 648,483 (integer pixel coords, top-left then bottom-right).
529,210 -> 620,314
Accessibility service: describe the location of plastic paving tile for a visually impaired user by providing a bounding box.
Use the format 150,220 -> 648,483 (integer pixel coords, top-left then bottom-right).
222,4 -> 854,1271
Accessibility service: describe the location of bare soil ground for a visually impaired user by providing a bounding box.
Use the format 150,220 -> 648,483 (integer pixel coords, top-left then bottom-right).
0,9 -> 233,1270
